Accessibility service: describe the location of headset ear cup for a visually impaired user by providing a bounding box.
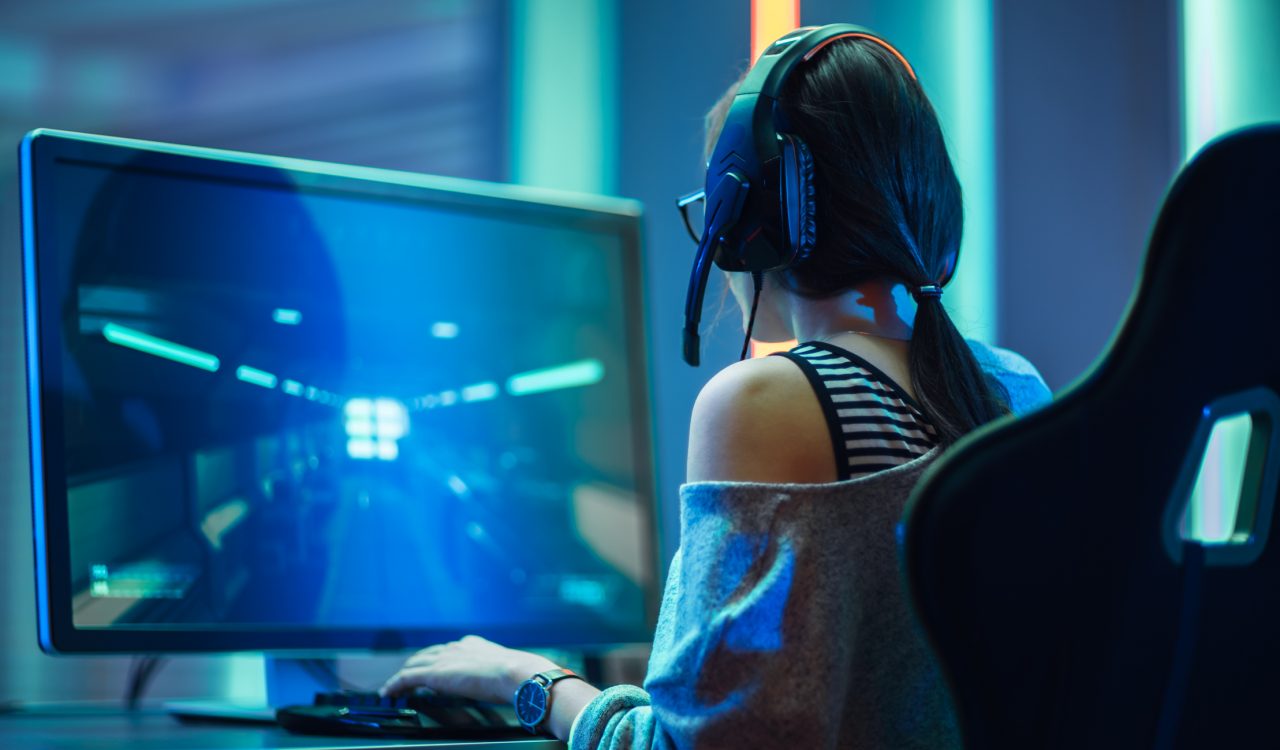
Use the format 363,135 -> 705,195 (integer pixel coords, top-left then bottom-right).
780,134 -> 818,265
792,137 -> 817,263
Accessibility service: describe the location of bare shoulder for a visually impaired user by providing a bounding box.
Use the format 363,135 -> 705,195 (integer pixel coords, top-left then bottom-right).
686,354 -> 835,484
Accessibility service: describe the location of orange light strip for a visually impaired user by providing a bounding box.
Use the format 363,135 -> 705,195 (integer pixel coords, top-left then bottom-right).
750,339 -> 797,358
749,0 -> 800,356
751,0 -> 800,61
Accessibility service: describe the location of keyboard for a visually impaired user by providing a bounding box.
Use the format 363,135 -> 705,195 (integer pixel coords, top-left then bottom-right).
275,688 -> 523,739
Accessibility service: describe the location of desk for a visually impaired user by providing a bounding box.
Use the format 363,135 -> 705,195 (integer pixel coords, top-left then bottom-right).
0,705 -> 564,750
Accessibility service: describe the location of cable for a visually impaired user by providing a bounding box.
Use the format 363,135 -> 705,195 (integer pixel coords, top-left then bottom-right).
739,271 -> 764,361
125,655 -> 167,709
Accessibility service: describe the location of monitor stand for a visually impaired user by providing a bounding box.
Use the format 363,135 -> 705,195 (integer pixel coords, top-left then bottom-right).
164,656 -> 339,724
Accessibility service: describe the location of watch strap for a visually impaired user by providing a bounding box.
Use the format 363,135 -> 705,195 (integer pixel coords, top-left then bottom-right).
533,667 -> 580,687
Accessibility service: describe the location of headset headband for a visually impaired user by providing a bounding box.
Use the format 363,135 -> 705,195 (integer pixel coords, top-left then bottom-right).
682,24 -> 914,366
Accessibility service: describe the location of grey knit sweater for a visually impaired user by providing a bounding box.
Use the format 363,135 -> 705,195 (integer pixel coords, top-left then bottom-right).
568,342 -> 1051,750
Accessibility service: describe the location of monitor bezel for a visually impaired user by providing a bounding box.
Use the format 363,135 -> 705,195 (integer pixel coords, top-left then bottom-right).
21,128 -> 659,655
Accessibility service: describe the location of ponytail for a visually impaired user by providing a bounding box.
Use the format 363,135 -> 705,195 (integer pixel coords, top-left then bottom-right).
773,38 -> 1011,444
908,296 -> 1009,445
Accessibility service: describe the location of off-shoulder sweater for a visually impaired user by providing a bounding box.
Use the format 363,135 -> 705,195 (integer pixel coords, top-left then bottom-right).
568,341 -> 1051,750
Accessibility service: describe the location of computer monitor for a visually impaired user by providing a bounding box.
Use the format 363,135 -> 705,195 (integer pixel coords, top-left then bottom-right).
21,130 -> 658,662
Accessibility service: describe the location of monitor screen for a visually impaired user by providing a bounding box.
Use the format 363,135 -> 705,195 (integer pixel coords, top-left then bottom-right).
22,130 -> 657,653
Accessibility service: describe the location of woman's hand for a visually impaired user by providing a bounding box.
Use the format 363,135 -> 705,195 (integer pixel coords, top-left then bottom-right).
380,635 -> 558,705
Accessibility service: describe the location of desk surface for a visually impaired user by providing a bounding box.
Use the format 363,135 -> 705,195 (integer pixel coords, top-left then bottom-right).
0,706 -> 564,750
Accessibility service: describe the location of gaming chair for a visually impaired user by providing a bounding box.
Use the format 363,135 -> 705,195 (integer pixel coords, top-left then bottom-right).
901,125 -> 1280,749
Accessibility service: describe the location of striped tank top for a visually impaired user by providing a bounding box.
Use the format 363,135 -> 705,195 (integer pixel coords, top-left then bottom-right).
774,341 -> 939,481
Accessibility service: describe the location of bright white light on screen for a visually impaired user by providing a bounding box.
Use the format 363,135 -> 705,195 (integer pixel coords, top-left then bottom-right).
431,321 -> 460,339
347,438 -> 375,459
343,397 -> 409,461
375,398 -> 406,424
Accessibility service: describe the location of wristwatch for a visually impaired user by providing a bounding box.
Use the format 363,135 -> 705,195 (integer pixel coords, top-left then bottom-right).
513,668 -> 582,735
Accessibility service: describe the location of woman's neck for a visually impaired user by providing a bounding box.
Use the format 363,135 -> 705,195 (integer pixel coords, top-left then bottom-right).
786,277 -> 918,343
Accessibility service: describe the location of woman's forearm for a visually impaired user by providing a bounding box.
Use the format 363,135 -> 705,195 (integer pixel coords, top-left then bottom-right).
504,654 -> 602,742
545,678 -> 601,742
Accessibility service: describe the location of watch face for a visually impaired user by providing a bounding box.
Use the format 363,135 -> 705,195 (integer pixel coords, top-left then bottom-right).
515,679 -> 548,729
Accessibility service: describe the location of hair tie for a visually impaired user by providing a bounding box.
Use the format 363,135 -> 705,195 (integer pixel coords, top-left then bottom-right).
915,284 -> 943,301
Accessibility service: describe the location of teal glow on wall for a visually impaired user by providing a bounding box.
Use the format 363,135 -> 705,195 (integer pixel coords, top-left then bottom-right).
510,0 -> 617,194
864,0 -> 996,343
0,33 -> 44,103
930,0 -> 996,344
1180,0 -> 1280,543
1183,0 -> 1280,156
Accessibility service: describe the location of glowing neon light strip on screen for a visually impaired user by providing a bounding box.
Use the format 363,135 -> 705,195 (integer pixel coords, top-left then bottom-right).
462,382 -> 500,402
235,366 -> 278,389
102,322 -> 220,372
507,359 -> 605,396
272,308 -> 302,325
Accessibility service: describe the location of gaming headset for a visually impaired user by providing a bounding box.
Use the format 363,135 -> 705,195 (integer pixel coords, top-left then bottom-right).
681,23 -> 918,366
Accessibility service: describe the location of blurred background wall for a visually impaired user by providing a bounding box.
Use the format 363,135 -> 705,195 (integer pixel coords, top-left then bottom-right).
0,0 -> 1273,707
0,0 -> 513,706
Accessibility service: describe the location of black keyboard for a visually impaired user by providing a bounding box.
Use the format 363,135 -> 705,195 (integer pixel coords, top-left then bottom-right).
276,688 -> 523,739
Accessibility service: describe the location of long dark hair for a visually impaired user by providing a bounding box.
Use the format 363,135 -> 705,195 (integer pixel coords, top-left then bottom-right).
709,38 -> 1009,445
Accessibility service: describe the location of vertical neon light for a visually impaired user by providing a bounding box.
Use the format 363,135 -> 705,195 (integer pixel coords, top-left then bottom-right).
511,0 -> 617,194
748,0 -> 801,357
1180,0 -> 1280,543
751,0 -> 800,61
931,0 -> 997,344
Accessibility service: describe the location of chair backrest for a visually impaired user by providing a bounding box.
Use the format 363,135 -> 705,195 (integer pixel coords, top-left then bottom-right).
901,125 -> 1280,749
